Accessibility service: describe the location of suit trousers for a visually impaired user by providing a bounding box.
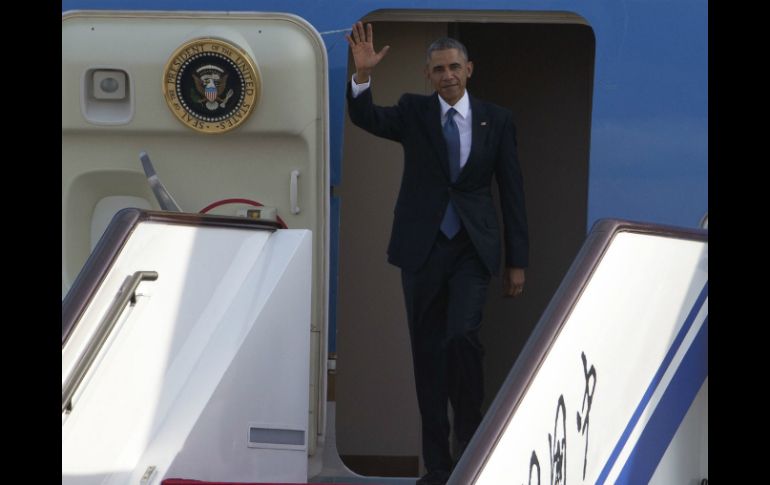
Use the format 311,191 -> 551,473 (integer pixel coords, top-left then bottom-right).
400,227 -> 491,473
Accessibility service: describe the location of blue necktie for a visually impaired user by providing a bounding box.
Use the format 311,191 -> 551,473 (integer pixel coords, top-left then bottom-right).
440,108 -> 461,239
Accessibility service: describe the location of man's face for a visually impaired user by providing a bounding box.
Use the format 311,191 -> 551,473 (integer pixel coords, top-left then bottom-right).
425,48 -> 473,106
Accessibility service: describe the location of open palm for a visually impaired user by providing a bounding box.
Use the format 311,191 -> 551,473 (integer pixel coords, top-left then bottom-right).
345,22 -> 390,80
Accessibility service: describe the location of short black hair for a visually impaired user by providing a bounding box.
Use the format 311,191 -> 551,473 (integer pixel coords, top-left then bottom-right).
426,37 -> 469,64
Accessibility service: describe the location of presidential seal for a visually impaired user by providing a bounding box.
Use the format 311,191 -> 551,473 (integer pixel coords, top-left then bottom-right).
163,37 -> 260,134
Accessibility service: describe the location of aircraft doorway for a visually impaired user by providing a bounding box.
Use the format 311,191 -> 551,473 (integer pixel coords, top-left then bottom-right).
336,12 -> 595,476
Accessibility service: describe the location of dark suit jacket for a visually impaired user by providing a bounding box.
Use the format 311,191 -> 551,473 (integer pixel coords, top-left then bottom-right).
347,83 -> 529,275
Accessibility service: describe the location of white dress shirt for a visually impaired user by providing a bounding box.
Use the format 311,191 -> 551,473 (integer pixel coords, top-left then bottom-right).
351,74 -> 473,168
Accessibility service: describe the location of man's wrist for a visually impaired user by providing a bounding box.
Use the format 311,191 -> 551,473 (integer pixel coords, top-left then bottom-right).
354,70 -> 371,84
350,72 -> 371,98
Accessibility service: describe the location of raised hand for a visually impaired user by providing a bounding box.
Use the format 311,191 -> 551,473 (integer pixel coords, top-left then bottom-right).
345,22 -> 390,83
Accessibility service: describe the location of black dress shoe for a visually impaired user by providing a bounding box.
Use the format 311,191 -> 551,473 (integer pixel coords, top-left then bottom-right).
416,469 -> 451,485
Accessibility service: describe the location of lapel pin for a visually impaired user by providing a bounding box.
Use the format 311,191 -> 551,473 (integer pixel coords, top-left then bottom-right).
480,121 -> 487,126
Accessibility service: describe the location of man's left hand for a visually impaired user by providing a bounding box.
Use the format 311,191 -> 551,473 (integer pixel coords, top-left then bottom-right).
503,267 -> 525,298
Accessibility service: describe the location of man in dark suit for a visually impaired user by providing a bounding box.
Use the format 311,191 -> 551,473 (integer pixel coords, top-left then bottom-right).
345,22 -> 529,485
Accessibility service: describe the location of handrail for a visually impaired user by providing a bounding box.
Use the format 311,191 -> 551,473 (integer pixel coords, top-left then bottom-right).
62,208 -> 281,346
62,270 -> 158,414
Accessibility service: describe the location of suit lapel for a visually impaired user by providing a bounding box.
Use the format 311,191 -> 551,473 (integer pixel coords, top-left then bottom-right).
457,95 -> 489,183
423,93 -> 451,180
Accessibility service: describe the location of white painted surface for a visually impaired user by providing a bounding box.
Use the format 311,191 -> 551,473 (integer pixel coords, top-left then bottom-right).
474,231 -> 708,485
62,224 -> 312,484
649,378 -> 708,485
62,12 -> 330,452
